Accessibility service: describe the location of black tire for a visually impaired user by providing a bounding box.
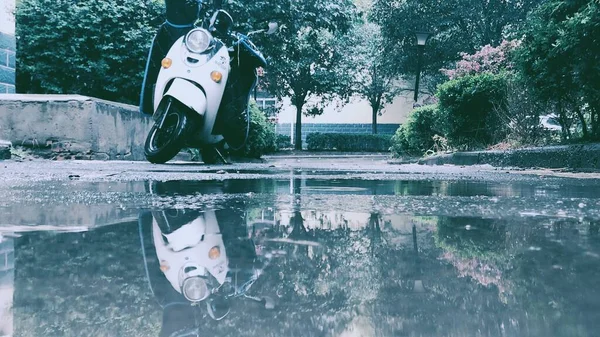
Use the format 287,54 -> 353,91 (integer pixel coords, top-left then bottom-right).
144,100 -> 191,164
200,145 -> 219,165
224,107 -> 251,151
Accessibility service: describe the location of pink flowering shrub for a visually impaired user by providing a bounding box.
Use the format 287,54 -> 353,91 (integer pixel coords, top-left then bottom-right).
441,40 -> 521,80
440,251 -> 513,302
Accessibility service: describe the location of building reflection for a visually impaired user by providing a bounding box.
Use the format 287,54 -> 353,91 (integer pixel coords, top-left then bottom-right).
4,187 -> 600,337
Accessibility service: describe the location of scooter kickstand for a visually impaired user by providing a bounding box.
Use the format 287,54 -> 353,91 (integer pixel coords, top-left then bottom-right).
214,147 -> 230,165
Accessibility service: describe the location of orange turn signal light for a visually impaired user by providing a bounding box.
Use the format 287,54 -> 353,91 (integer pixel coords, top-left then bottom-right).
161,58 -> 172,69
209,246 -> 221,259
210,71 -> 223,83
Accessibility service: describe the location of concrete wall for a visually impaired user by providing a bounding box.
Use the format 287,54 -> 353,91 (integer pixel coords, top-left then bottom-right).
0,95 -> 153,160
0,0 -> 16,94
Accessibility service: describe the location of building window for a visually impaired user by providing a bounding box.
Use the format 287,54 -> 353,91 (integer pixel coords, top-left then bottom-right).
256,97 -> 278,122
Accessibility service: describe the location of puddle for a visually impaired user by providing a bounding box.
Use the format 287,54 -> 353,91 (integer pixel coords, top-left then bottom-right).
1,178 -> 600,336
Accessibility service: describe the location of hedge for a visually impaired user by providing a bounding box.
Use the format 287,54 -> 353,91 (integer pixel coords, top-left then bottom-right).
306,133 -> 392,152
276,134 -> 293,150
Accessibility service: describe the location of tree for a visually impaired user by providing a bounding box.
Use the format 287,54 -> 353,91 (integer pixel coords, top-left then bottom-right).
16,0 -> 164,104
515,0 -> 600,140
343,22 -> 403,134
227,0 -> 357,150
371,0 -> 543,91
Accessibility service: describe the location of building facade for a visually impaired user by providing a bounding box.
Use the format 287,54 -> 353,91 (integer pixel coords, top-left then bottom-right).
258,88 -> 425,146
0,0 -> 16,94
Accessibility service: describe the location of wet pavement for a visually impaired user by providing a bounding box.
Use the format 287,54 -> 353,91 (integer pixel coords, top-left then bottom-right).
1,159 -> 600,336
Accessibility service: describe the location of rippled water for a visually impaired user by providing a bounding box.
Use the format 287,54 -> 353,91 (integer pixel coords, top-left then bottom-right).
1,177 -> 600,337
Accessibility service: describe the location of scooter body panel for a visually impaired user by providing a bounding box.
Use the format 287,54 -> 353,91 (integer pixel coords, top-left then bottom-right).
160,78 -> 208,119
153,35 -> 231,144
152,212 -> 229,294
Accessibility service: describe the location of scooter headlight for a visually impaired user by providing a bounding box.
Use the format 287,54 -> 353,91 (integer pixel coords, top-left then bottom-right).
185,29 -> 212,54
182,276 -> 209,302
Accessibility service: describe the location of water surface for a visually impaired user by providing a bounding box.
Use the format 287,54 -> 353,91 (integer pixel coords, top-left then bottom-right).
1,177 -> 600,337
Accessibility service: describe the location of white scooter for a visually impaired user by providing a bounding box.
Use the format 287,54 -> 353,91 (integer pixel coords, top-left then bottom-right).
144,8 -> 277,164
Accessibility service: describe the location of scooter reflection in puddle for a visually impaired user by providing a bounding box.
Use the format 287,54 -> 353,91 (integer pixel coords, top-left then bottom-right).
138,208 -> 277,337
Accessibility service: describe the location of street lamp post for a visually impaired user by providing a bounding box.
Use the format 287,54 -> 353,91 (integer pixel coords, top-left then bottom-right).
412,223 -> 426,293
413,32 -> 431,103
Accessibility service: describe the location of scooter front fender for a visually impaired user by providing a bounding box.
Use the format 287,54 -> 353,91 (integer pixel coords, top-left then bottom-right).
163,78 -> 207,117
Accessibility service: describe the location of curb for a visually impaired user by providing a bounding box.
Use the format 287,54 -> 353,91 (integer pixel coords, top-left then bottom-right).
264,154 -> 390,160
417,143 -> 600,169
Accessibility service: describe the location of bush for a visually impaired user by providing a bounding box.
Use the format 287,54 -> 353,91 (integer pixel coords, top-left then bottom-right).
306,133 -> 392,152
232,101 -> 277,158
16,0 -> 164,104
493,78 -> 555,147
392,105 -> 443,156
276,134 -> 293,150
390,126 -> 410,157
437,72 -> 509,149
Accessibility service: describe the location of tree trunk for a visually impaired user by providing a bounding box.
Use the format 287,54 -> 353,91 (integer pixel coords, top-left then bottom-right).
591,105 -> 599,140
558,101 -> 571,141
295,104 -> 303,150
371,96 -> 382,135
574,105 -> 589,139
372,106 -> 378,134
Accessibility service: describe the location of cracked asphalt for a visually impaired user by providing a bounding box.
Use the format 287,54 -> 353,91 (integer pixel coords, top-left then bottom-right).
1,157 -> 600,228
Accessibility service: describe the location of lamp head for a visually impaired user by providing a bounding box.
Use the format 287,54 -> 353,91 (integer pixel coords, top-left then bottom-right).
415,32 -> 431,46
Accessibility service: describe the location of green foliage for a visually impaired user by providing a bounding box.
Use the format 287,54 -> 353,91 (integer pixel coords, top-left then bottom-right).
340,22 -> 402,133
276,134 -> 293,150
437,72 -> 509,148
371,0 -> 543,90
390,126 -> 409,157
226,0 -> 357,149
514,0 -> 600,140
232,101 -> 277,158
390,105 -> 444,156
15,0 -> 164,104
494,76 -> 556,147
306,133 -> 392,152
435,217 -> 509,262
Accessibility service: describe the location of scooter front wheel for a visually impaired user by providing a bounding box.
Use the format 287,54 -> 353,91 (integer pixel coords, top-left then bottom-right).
144,101 -> 191,164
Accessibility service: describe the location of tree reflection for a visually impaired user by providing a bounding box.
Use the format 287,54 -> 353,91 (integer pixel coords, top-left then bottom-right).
591,221 -> 599,237
8,202 -> 600,337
